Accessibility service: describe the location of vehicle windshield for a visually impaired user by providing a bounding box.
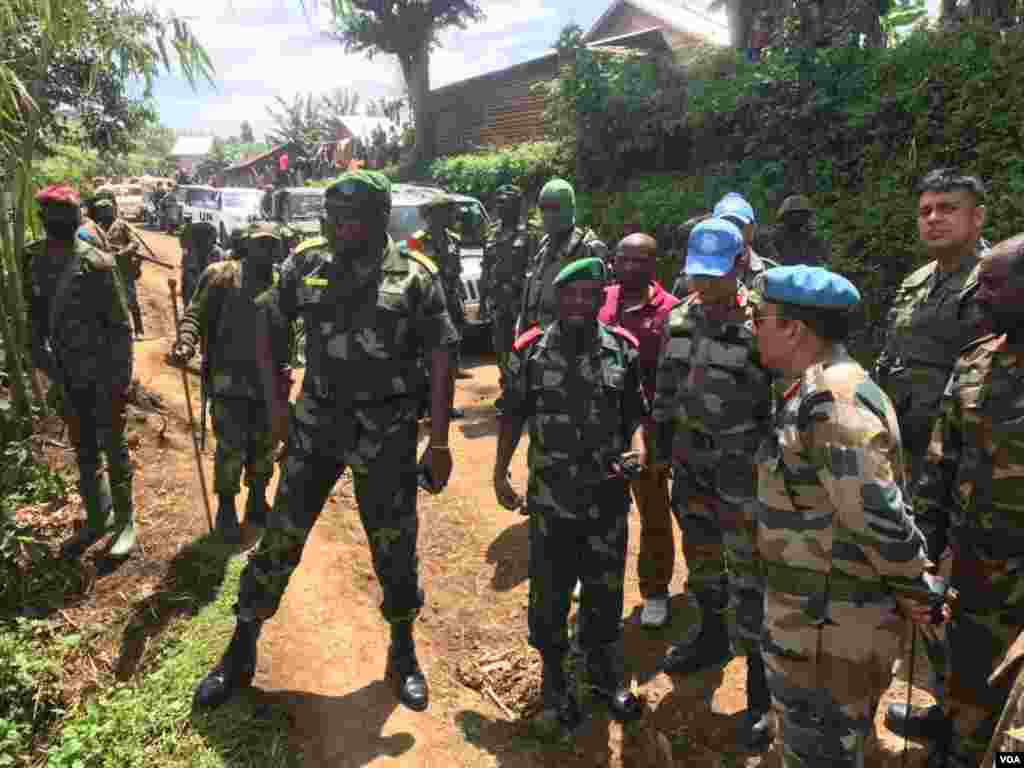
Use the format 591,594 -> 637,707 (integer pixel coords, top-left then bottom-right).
186,188 -> 220,209
222,190 -> 264,210
387,204 -> 427,244
288,193 -> 323,221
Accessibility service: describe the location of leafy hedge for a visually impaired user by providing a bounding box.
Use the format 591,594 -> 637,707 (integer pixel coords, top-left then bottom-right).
429,142 -> 572,205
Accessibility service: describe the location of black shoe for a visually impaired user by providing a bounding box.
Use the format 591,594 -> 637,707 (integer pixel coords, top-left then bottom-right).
587,644 -> 643,723
739,652 -> 773,748
216,494 -> 242,546
192,619 -> 261,710
387,623 -> 429,712
449,407 -> 465,420
539,652 -> 581,729
244,484 -> 269,529
661,607 -> 732,676
885,703 -> 950,741
738,708 -> 773,749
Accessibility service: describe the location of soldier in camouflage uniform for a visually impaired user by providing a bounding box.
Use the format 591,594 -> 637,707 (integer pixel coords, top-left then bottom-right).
518,179 -> 606,334
480,184 -> 535,407
650,218 -> 774,748
413,195 -> 466,418
494,256 -> 645,728
877,169 -> 990,740
179,221 -> 226,307
751,265 -> 941,767
26,185 -> 137,560
193,171 -> 457,715
171,224 -> 286,544
912,235 -> 1024,766
87,191 -> 145,338
982,629 -> 1024,766
763,195 -> 831,267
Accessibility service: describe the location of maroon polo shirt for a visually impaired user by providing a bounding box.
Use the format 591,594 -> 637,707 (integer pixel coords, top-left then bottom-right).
599,281 -> 680,408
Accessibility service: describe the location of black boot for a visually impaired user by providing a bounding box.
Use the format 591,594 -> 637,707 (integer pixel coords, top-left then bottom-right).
244,481 -> 269,529
738,652 -> 773,749
216,494 -> 242,545
587,643 -> 642,723
386,622 -> 429,712
885,702 -> 950,741
192,618 -> 261,710
661,587 -> 733,675
539,650 -> 580,729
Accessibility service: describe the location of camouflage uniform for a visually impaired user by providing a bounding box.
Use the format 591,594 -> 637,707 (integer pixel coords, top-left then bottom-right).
519,227 -> 605,332
103,218 -> 144,336
236,236 -> 458,624
176,258 -> 282,499
982,629 -> 1024,766
481,221 -> 535,390
915,333 -> 1024,762
652,286 -> 772,660
24,237 -> 136,552
414,227 -> 465,329
764,225 -> 831,267
180,232 -> 226,307
504,321 -> 646,656
758,346 -> 931,766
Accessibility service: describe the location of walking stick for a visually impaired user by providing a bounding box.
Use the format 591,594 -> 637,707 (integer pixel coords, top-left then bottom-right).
168,278 -> 214,534
902,622 -> 918,768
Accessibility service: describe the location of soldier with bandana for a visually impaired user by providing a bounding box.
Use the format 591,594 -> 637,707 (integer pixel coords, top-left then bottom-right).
651,218 -> 774,749
481,184 -> 535,408
494,256 -> 645,729
171,224 -> 286,544
86,191 -> 145,338
518,178 -> 606,334
26,185 -> 137,560
193,171 -> 458,715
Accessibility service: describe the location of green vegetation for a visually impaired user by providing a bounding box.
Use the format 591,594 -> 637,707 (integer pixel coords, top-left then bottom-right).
430,141 -> 571,203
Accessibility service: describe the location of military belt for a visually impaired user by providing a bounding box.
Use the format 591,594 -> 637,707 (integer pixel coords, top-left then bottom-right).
762,561 -> 888,605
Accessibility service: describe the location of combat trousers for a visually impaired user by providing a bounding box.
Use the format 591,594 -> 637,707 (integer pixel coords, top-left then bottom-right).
527,479 -> 630,655
237,395 -> 424,624
762,593 -> 904,767
67,384 -> 133,514
490,306 -> 517,391
123,276 -> 143,335
210,396 -> 275,496
632,464 -> 674,598
671,449 -> 764,656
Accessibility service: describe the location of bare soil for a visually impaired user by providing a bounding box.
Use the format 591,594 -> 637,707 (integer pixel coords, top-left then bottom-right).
20,231 -> 933,767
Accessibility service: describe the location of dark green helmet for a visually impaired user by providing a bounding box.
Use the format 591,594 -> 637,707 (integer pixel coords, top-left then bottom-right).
778,195 -> 813,217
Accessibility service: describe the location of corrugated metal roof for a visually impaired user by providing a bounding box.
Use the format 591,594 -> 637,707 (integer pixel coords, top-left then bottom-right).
170,136 -> 214,157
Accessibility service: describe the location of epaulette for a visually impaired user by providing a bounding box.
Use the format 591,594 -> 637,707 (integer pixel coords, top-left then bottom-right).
606,324 -> 639,348
404,247 -> 438,275
513,326 -> 543,352
293,235 -> 327,255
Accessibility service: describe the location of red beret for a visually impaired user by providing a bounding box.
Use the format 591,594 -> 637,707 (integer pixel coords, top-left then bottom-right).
35,185 -> 81,206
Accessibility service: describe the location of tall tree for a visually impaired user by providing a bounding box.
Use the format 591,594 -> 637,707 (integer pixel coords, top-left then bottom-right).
327,0 -> 484,169
265,92 -> 321,155
240,120 -> 255,143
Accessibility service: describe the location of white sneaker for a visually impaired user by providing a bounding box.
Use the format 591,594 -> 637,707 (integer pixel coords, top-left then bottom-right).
641,595 -> 670,628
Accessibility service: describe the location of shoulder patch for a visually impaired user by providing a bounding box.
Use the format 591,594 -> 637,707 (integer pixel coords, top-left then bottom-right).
406,249 -> 439,275
303,276 -> 330,288
513,326 -> 543,352
606,324 -> 639,348
294,236 -> 327,255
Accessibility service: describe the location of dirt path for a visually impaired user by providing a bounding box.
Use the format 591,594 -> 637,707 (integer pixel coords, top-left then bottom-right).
120,232 -> 930,767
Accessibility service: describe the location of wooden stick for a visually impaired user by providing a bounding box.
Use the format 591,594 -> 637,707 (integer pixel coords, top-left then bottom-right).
482,681 -> 517,721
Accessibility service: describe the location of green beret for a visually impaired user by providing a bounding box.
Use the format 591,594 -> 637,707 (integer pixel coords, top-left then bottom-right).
540,178 -> 575,208
495,184 -> 522,199
553,257 -> 606,287
325,170 -> 391,208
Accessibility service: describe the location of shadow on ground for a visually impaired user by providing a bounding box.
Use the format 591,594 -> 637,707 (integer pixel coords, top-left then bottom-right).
486,519 -> 529,592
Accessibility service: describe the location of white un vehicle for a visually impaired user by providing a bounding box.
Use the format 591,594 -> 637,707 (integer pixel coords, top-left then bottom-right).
181,186 -> 265,245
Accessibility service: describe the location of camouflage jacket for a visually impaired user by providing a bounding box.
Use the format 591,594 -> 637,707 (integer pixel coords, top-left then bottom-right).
765,225 -> 831,267
504,321 -> 647,518
481,223 -> 535,311
104,218 -> 142,281
178,260 -> 282,400
915,334 -> 1024,597
651,285 -> 773,466
520,227 -> 605,332
757,346 -> 931,609
875,252 -> 984,459
181,244 -> 226,293
414,228 -> 464,326
24,238 -> 133,393
266,236 -> 458,406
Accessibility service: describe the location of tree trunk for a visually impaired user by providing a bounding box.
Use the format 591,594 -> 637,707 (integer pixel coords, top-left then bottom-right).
400,39 -> 434,173
0,181 -> 32,427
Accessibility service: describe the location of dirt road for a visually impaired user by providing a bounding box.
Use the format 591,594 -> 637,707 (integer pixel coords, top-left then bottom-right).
111,231 -> 932,767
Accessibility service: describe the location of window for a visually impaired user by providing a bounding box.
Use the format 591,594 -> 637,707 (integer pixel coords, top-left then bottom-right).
388,205 -> 427,243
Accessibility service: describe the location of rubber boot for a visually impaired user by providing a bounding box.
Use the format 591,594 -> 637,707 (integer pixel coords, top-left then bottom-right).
244,481 -> 269,529
62,471 -> 114,559
192,618 -> 262,710
107,477 -> 138,558
539,649 -> 580,729
885,702 -> 950,741
216,494 -> 242,546
661,586 -> 733,675
386,621 -> 429,711
587,643 -> 642,723
738,652 -> 773,749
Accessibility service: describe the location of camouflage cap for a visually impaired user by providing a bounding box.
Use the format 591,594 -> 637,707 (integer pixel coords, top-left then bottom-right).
778,194 -> 813,217
324,170 -> 391,209
244,222 -> 281,241
553,257 -> 606,287
495,184 -> 523,199
92,197 -> 115,210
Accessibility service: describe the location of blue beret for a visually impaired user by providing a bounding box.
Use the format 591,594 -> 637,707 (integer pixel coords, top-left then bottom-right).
713,192 -> 756,225
758,266 -> 860,310
685,218 -> 744,277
